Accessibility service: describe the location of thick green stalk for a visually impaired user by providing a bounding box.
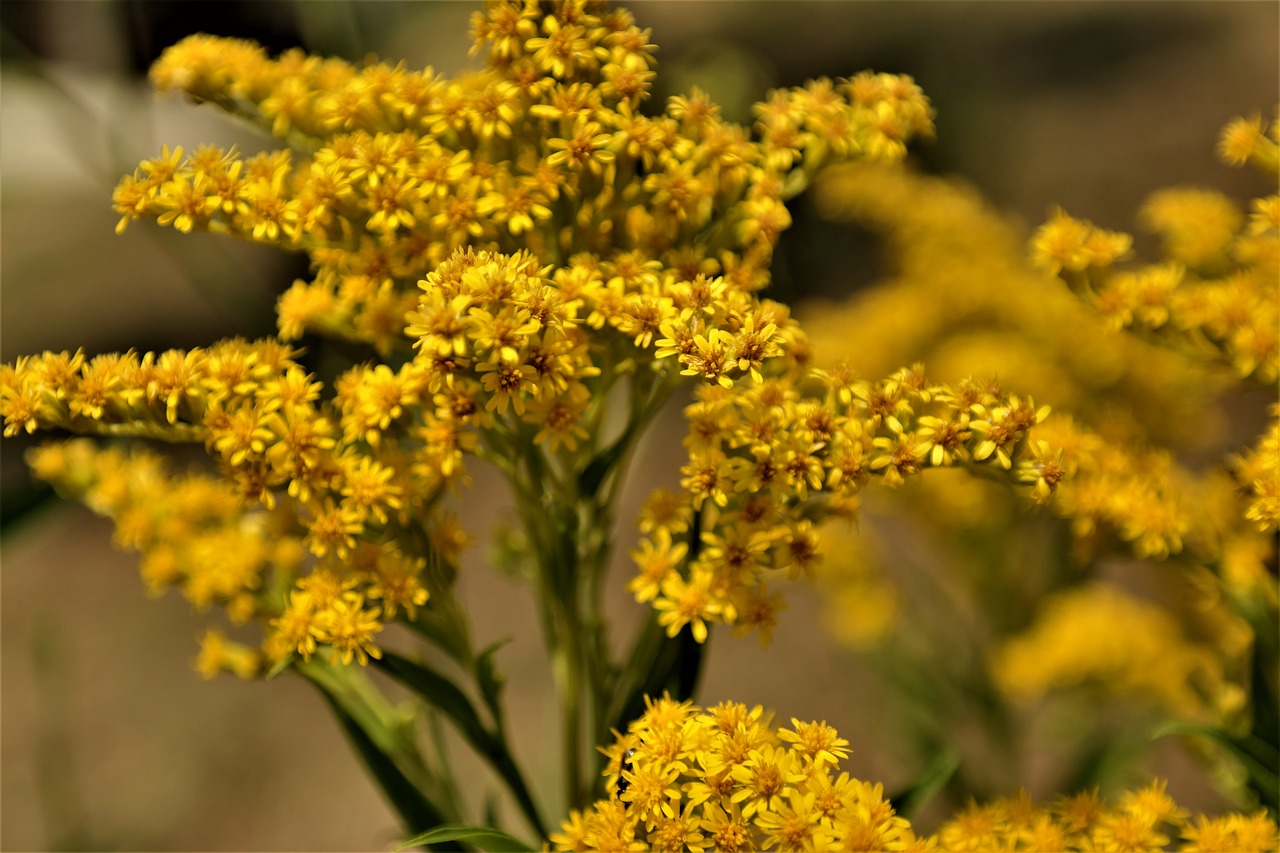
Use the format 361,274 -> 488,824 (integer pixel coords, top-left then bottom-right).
298,659 -> 461,833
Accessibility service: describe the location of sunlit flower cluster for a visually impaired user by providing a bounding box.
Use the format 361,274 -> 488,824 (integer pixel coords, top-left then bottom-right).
933,781 -> 1277,853
634,365 -> 1059,644
0,341 -> 452,546
5,1 -> 1275,846
553,695 -> 922,852
554,696 -> 1279,852
22,438 -> 422,673
118,3 -> 932,363
5,0 -> 939,677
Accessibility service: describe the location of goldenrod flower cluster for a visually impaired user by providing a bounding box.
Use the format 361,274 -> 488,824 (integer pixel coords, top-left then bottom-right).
554,696 -> 1279,852
3,0 -> 941,677
785,118 -> 1275,814
114,2 -> 932,364
1018,116 -> 1279,593
6,1 -> 1275,845
23,437 -> 432,672
991,583 -> 1225,721
1032,416 -> 1191,561
553,695 -> 922,852
794,160 -> 1223,651
1234,409 -> 1280,534
994,415 -> 1270,724
799,145 -> 1276,639
1030,113 -> 1279,387
0,337 -> 446,670
932,781 -> 1278,852
24,438 -> 288,620
1033,413 -> 1277,604
803,161 -> 1218,449
635,366 -> 1058,644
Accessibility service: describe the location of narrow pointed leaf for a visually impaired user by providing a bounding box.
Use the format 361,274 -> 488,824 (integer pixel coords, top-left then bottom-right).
394,825 -> 535,852
475,638 -> 512,729
376,652 -> 494,751
1153,722 -> 1279,809
888,748 -> 961,820
376,652 -> 548,840
312,682 -> 446,835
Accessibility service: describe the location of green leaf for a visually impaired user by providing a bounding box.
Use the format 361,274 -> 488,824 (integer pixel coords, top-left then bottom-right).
1153,722 -> 1279,810
674,625 -> 706,699
606,616 -> 706,743
482,792 -> 501,833
376,652 -> 494,752
407,612 -> 472,665
579,423 -> 636,497
263,653 -> 295,681
888,748 -> 961,820
376,653 -> 549,840
311,680 -> 447,835
394,825 -> 535,852
475,638 -> 512,729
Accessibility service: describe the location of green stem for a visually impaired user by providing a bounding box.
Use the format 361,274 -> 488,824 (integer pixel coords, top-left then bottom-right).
515,431 -> 587,812
553,633 -> 586,809
297,659 -> 461,833
579,367 -> 681,769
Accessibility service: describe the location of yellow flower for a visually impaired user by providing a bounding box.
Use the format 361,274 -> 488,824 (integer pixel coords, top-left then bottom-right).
654,570 -> 720,642
478,358 -> 537,415
1181,811 -> 1280,852
546,117 -> 617,175
728,743 -> 803,819
529,382 -> 592,452
1140,188 -> 1241,272
195,629 -> 261,680
315,595 -> 384,666
628,527 -> 689,603
1218,113 -> 1266,165
338,455 -> 403,525
777,718 -> 851,768
755,790 -> 828,852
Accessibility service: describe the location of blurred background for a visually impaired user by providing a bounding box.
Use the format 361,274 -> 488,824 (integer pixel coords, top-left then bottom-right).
2,2 -> 1276,849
